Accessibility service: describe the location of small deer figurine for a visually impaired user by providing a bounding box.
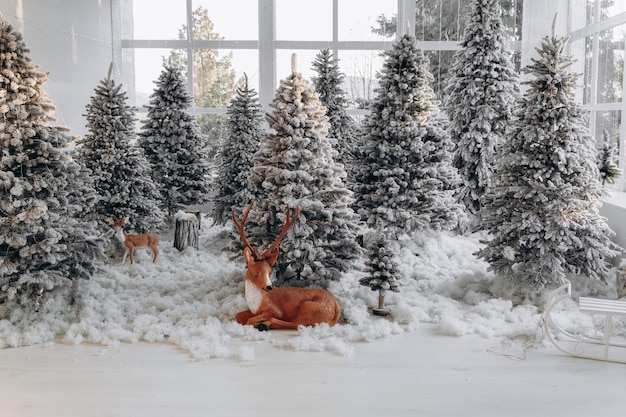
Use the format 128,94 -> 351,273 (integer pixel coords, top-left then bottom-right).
109,217 -> 159,265
232,202 -> 341,331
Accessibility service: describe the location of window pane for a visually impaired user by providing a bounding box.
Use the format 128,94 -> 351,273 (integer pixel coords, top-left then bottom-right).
192,0 -> 258,40
132,0 -> 187,40
569,38 -> 588,104
569,0 -> 591,30
190,49 -> 240,108
230,50 -> 261,97
596,111 -> 621,139
603,0 -> 626,20
337,50 -> 387,108
130,48 -> 179,107
425,50 -> 456,101
596,25 -> 625,104
276,0 -> 332,41
276,50 -> 321,87
416,0 -> 470,42
197,113 -> 227,164
338,0 -> 396,41
500,0 -> 523,42
577,36 -> 594,105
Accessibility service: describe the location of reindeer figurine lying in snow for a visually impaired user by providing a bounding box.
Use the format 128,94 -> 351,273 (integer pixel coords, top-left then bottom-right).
232,202 -> 341,331
109,217 -> 159,265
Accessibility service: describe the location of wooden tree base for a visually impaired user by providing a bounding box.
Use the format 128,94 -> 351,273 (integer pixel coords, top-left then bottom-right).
373,291 -> 390,316
373,308 -> 390,316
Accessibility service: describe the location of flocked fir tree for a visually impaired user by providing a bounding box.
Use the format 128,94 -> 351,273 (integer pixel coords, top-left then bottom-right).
244,54 -> 362,288
444,0 -> 521,223
212,74 -> 263,225
78,66 -> 166,234
352,35 -> 465,237
139,61 -> 212,216
477,22 -> 623,290
311,49 -> 361,178
596,129 -> 622,186
0,18 -> 104,310
359,230 -> 400,315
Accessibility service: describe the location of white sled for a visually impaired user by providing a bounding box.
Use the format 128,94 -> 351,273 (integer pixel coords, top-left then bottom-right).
542,279 -> 626,364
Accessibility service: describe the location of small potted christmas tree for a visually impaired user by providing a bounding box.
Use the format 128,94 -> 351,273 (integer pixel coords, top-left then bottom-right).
360,230 -> 401,316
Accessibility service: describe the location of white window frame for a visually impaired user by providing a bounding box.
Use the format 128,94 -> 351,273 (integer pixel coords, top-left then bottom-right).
568,4 -> 626,191
112,0 -> 524,122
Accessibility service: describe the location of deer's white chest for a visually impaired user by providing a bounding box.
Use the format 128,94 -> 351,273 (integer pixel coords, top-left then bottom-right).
245,281 -> 263,314
114,228 -> 126,244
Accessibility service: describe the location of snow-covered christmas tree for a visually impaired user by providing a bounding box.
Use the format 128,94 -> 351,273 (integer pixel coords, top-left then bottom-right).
597,129 -> 622,186
0,18 -> 104,309
311,49 -> 361,177
139,61 -> 212,216
360,230 -> 401,315
352,34 -> 465,237
245,54 -> 361,288
444,0 -> 520,222
477,22 -> 623,290
212,74 -> 263,225
78,66 -> 166,234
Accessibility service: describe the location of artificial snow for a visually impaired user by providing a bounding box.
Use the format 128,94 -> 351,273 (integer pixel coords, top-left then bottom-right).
0,218 -> 621,361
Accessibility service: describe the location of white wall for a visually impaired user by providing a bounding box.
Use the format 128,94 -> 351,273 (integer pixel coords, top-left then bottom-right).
1,0 -> 114,137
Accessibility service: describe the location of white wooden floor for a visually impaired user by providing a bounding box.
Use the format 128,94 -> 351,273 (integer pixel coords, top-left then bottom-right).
1,325 -> 624,417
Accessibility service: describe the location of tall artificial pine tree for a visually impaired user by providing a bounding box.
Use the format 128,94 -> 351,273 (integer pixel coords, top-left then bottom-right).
139,61 -> 212,216
444,0 -> 521,222
353,35 -> 465,236
0,18 -> 104,309
212,74 -> 263,225
245,54 -> 361,288
477,21 -> 623,289
78,66 -> 166,233
311,49 -> 361,179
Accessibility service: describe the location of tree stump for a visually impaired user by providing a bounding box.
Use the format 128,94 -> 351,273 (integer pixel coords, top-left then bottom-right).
174,211 -> 199,251
185,209 -> 202,229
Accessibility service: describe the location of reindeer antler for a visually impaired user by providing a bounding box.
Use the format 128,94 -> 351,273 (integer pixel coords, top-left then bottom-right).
232,202 -> 300,261
261,205 -> 300,258
232,202 -> 260,258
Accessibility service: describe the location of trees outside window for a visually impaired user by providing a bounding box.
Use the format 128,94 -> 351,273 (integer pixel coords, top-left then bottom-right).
170,5 -> 238,163
372,0 -> 522,99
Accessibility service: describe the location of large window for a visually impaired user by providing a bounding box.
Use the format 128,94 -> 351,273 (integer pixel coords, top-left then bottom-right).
116,0 -> 523,161
569,0 -> 626,190
118,0 -> 523,110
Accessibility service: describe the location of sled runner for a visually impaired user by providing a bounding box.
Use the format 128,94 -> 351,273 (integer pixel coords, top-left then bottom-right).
542,279 -> 626,364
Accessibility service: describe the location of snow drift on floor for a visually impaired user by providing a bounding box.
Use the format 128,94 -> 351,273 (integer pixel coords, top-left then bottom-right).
0,221 -> 620,361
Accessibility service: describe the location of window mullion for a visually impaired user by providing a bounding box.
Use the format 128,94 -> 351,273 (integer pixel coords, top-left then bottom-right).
186,0 -> 194,105
259,0 -> 276,112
